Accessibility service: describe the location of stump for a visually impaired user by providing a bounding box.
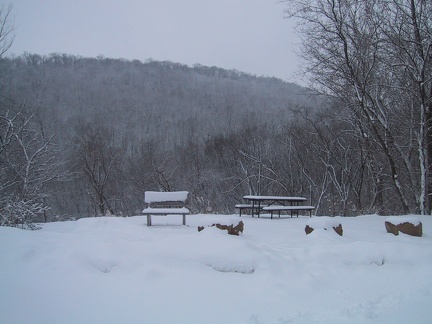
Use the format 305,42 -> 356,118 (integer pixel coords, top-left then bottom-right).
305,225 -> 314,235
333,224 -> 343,236
384,221 -> 399,236
385,219 -> 422,237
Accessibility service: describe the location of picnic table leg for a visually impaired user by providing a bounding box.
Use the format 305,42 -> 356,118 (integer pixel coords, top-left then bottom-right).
182,214 -> 186,225
147,215 -> 152,226
257,201 -> 261,218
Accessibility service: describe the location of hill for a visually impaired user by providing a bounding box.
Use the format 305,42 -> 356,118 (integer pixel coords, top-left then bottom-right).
1,54 -> 311,149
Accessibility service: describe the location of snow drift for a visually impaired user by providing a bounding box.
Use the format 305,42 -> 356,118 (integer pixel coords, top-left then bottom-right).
1,214 -> 431,323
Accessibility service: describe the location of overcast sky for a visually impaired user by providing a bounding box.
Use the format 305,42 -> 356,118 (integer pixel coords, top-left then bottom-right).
8,0 -> 302,83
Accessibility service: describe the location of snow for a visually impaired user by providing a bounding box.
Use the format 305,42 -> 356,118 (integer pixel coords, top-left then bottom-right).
144,191 -> 189,203
243,195 -> 307,201
385,215 -> 421,226
1,214 -> 432,324
307,215 -> 343,228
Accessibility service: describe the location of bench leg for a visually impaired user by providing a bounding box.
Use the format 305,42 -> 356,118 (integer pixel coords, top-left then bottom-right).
147,215 -> 152,226
182,214 -> 186,225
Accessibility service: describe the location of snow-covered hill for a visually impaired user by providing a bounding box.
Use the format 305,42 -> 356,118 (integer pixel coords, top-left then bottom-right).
1,214 -> 431,323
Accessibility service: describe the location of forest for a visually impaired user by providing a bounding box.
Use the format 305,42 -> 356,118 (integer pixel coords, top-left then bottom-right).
0,54 -> 319,222
1,0 -> 432,228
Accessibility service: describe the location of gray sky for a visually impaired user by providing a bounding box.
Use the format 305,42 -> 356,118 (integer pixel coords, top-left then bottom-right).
8,0 -> 302,83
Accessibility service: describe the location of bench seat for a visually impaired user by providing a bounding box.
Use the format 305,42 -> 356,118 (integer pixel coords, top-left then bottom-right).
235,204 -> 268,216
235,204 -> 254,208
262,205 -> 315,218
142,207 -> 190,215
262,205 -> 315,211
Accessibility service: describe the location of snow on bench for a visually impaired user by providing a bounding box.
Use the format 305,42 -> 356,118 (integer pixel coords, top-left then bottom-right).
262,205 -> 315,218
142,191 -> 190,226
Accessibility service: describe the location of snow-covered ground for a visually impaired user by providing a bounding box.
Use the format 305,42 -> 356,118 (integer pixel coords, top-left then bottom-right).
1,214 -> 431,324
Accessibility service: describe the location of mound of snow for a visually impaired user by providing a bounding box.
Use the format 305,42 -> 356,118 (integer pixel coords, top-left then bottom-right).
385,215 -> 421,226
306,216 -> 343,228
1,214 -> 431,323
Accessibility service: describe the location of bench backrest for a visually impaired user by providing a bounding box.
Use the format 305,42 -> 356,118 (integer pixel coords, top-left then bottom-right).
144,191 -> 189,206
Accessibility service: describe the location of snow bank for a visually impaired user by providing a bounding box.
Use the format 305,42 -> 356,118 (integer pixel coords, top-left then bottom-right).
1,214 -> 431,324
195,214 -> 242,227
385,215 -> 421,226
306,216 -> 343,228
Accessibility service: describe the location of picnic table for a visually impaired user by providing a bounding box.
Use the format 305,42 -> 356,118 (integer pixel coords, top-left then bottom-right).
237,195 -> 314,218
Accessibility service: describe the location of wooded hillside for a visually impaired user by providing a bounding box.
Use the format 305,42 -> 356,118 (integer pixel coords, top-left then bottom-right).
0,53 -> 420,224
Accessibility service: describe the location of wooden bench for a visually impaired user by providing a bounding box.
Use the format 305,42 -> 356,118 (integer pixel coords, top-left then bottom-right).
235,204 -> 268,217
142,191 -> 190,226
262,205 -> 315,219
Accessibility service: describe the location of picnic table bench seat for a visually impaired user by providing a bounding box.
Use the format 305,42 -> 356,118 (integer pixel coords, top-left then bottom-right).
142,191 -> 190,226
235,204 -> 268,216
262,205 -> 315,218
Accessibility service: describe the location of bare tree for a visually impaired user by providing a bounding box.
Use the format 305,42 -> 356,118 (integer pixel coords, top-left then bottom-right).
72,123 -> 123,216
0,3 -> 14,59
284,0 -> 432,214
0,107 -> 20,154
378,0 -> 432,214
0,106 -> 63,228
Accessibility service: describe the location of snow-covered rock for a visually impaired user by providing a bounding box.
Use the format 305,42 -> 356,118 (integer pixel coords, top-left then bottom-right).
305,216 -> 343,236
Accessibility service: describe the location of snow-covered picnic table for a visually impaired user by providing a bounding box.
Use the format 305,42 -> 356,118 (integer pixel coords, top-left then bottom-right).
236,195 -> 314,218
